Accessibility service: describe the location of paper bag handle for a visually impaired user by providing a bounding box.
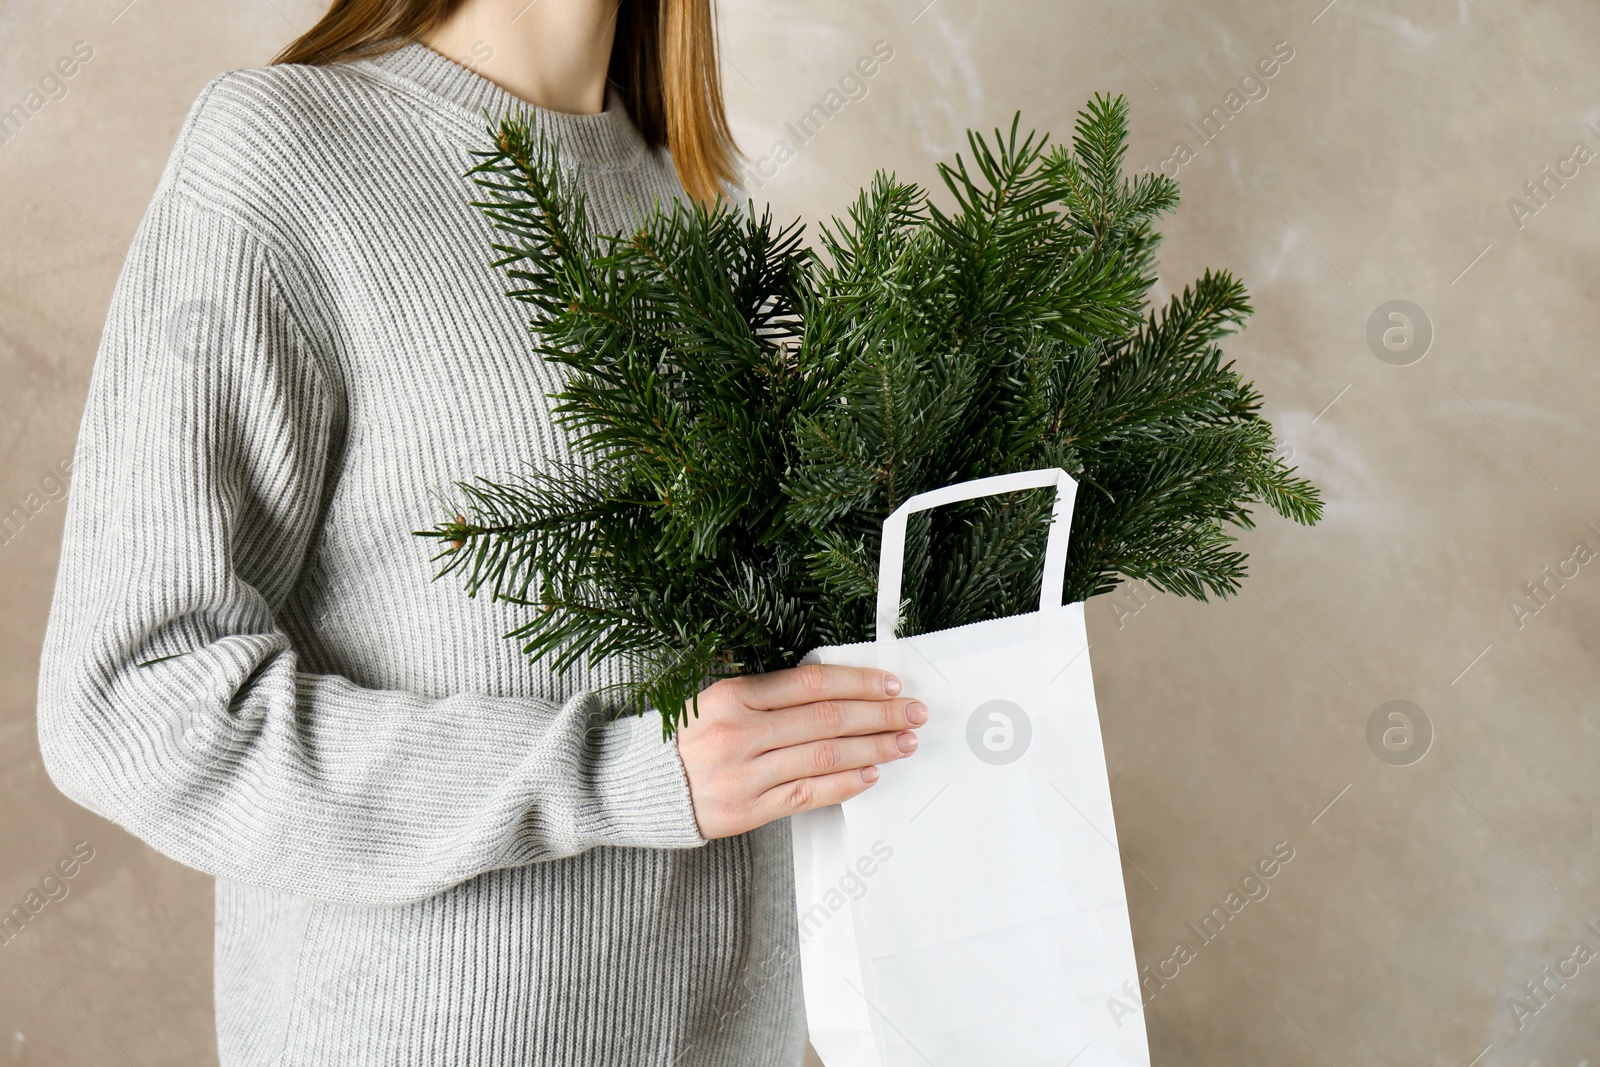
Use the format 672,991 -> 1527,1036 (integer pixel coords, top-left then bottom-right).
875,467 -> 1078,643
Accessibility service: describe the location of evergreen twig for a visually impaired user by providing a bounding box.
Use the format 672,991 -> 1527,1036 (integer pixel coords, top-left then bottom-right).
413,95 -> 1323,735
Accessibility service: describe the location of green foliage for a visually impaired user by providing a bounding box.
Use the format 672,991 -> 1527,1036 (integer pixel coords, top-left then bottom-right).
415,94 -> 1322,736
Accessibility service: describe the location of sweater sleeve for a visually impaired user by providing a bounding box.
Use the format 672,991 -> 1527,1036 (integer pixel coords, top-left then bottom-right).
36,183 -> 707,908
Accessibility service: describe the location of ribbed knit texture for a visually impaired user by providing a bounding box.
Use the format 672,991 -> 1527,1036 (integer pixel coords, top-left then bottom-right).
35,39 -> 803,1067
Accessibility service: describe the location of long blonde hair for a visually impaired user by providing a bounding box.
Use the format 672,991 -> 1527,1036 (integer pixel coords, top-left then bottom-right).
272,0 -> 738,203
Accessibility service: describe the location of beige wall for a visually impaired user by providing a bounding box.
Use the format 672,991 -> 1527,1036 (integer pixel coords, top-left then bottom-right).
4,1 -> 1599,1063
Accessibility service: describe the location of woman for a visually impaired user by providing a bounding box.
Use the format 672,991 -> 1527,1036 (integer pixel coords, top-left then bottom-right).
34,1 -> 926,1063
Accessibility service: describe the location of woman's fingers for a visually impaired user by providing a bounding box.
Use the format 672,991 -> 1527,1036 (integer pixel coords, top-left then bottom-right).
756,697 -> 928,752
675,664 -> 925,840
752,729 -> 918,790
755,763 -> 884,823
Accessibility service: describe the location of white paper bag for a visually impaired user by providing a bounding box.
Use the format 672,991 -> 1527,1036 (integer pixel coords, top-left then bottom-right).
791,467 -> 1151,1067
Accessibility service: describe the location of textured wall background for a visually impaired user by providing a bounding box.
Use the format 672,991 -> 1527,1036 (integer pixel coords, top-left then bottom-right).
3,1 -> 1599,1063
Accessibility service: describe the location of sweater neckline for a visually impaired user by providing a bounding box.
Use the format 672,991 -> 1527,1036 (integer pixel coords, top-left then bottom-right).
351,39 -> 650,170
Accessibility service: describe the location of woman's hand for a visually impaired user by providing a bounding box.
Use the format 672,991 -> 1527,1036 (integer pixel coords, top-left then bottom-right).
675,664 -> 927,840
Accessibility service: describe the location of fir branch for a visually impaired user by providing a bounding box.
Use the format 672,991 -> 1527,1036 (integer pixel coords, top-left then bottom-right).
417,96 -> 1325,736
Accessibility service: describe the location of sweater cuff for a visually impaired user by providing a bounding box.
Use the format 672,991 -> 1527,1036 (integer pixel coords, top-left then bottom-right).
591,704 -> 708,851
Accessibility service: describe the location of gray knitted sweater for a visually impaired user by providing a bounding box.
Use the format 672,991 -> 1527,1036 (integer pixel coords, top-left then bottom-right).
36,39 -> 803,1067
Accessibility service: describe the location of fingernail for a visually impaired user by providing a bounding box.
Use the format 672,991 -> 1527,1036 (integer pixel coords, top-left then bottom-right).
906,701 -> 928,725
896,731 -> 918,754
883,674 -> 902,696
861,766 -> 880,783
